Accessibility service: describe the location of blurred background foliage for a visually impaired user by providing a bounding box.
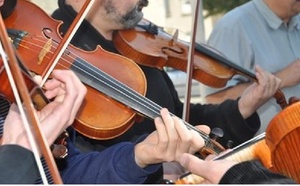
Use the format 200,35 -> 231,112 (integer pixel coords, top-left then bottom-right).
203,0 -> 251,17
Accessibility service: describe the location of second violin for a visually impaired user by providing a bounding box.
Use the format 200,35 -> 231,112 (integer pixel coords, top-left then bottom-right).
113,19 -> 289,109
113,18 -> 235,88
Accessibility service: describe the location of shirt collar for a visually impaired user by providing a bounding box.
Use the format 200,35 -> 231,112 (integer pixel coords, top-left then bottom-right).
254,0 -> 300,30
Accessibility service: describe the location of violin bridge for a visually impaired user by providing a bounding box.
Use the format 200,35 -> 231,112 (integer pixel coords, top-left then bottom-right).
171,29 -> 179,45
8,37 -> 13,44
38,39 -> 52,65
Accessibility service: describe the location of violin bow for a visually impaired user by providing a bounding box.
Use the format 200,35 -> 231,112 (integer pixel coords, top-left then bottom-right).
41,0 -> 95,86
182,0 -> 201,121
0,12 -> 62,184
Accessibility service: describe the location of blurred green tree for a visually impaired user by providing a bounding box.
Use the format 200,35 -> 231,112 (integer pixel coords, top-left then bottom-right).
203,0 -> 250,17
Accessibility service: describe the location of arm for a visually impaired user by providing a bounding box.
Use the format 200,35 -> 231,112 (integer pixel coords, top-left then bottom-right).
274,58 -> 300,89
61,108 -> 206,184
188,66 -> 281,147
220,160 -> 296,184
2,70 -> 87,149
205,82 -> 251,104
61,137 -> 161,184
179,153 -> 296,184
204,59 -> 300,103
0,70 -> 86,183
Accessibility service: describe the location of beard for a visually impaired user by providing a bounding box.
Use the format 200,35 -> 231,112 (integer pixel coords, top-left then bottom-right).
104,0 -> 148,29
119,6 -> 144,29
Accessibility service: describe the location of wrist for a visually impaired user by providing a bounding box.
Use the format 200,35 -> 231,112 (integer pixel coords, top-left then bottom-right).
134,143 -> 148,168
238,100 -> 257,119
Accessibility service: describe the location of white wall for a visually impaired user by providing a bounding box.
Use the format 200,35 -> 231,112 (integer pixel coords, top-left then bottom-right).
29,0 -> 58,14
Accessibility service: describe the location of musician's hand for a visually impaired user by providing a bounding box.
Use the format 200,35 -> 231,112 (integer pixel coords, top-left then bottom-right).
134,108 -> 205,168
238,65 -> 281,118
179,153 -> 237,184
2,70 -> 86,151
2,104 -> 32,150
37,69 -> 87,145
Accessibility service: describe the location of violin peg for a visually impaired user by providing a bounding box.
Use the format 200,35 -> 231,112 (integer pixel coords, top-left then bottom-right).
210,127 -> 224,141
226,140 -> 234,149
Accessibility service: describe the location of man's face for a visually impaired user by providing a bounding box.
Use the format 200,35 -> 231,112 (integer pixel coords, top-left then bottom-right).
103,0 -> 149,29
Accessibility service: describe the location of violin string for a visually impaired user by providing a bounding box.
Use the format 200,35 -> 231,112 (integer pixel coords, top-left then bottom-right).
69,56 -> 212,142
12,33 -> 212,143
13,33 -> 211,142
40,0 -> 96,86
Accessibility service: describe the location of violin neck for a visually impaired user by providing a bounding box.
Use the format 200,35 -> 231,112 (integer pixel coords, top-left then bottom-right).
195,43 -> 256,80
71,58 -> 219,148
195,43 -> 288,108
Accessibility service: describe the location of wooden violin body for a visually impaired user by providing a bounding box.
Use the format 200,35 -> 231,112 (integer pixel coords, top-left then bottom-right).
4,0 -> 147,140
114,19 -> 234,88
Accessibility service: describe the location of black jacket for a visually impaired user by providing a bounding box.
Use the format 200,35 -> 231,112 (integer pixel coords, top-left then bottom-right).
0,145 -> 39,184
221,160 -> 296,184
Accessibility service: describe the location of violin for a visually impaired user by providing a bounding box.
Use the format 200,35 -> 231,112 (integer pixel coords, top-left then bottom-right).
113,18 -> 240,88
4,0 -> 147,140
113,18 -> 289,109
3,0 -> 225,157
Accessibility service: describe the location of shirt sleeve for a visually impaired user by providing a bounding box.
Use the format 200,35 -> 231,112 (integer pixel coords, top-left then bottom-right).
0,145 -> 39,184
60,131 -> 161,184
220,160 -> 296,184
